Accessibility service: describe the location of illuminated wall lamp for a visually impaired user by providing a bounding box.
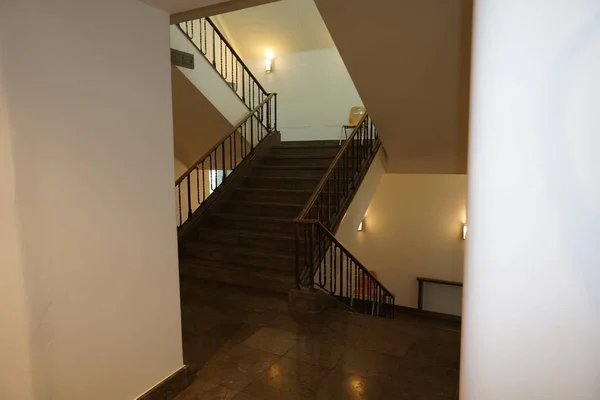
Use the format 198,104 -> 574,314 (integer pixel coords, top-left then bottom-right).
265,50 -> 274,73
462,224 -> 468,240
357,219 -> 364,232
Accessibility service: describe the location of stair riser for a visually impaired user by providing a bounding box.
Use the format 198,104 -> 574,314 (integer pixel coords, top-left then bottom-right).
262,157 -> 335,168
180,263 -> 294,294
253,168 -> 329,178
270,147 -> 341,157
208,217 -> 295,235
217,203 -> 303,218
233,190 -> 312,204
243,177 -> 320,191
182,246 -> 296,270
196,231 -> 300,252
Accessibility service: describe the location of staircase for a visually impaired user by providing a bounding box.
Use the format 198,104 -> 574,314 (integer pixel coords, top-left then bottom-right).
179,142 -> 341,293
173,16 -> 394,318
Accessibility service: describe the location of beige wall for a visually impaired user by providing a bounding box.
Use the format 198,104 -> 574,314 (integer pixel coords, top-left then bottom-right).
0,0 -> 183,398
315,0 -> 472,174
0,45 -> 35,400
172,66 -> 235,166
337,174 -> 467,315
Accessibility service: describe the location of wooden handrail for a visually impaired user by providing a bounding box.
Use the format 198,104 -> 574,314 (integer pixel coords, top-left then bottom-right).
175,93 -> 276,186
296,112 -> 370,220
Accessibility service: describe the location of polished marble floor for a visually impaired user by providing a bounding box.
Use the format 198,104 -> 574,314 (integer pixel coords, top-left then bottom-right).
174,278 -> 460,400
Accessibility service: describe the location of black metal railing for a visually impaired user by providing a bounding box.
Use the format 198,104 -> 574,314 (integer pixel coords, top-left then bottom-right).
294,113 -> 393,317
297,113 -> 381,230
175,93 -> 277,228
177,18 -> 268,111
296,220 -> 395,318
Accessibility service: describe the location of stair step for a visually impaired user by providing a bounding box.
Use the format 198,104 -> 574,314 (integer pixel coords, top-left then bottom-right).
218,200 -> 304,218
242,176 -> 322,190
253,165 -> 329,178
281,140 -> 341,147
180,259 -> 295,293
270,145 -> 341,157
207,214 -> 295,235
181,242 -> 297,270
262,154 -> 336,167
196,228 -> 298,251
233,188 -> 313,203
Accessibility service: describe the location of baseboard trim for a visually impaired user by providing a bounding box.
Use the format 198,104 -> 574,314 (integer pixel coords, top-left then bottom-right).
394,305 -> 462,323
136,365 -> 195,400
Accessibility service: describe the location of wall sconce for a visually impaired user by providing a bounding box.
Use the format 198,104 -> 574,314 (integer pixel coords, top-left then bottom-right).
357,219 -> 364,231
462,223 -> 468,240
265,50 -> 274,73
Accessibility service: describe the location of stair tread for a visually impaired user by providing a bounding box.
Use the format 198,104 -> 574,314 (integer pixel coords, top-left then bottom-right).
180,257 -> 295,278
183,242 -> 295,260
234,187 -> 313,194
255,165 -> 329,170
211,213 -> 293,223
221,200 -> 305,208
197,227 -> 296,240
246,176 -> 321,181
264,154 -> 336,159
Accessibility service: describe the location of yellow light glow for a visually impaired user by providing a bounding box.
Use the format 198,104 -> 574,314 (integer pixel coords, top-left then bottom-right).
357,220 -> 364,231
265,49 -> 274,59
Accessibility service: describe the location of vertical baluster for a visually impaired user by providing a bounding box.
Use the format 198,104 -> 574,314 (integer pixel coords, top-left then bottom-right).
233,130 -> 237,169
329,239 -> 334,293
335,243 -> 340,296
242,69 -> 246,102
186,176 -> 192,220
234,60 -> 238,98
220,39 -> 224,75
267,98 -> 271,131
225,46 -> 228,80
196,166 -> 200,206
202,159 -> 206,202
203,19 -> 207,55
209,154 -> 213,191
212,28 -> 216,66
345,253 -> 350,304
250,115 -> 254,149
221,143 -> 226,184
274,94 -> 278,132
177,184 -> 182,227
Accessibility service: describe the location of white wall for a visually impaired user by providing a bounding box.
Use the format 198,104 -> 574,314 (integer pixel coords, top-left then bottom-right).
171,25 -> 250,125
462,1 -> 600,399
245,48 -> 363,141
337,173 -> 467,315
0,45 -> 35,400
0,1 -> 183,399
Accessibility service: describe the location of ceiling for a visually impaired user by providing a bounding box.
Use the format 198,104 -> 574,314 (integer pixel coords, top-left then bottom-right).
140,0 -> 282,22
315,0 -> 472,174
214,0 -> 335,59
141,0 -> 229,14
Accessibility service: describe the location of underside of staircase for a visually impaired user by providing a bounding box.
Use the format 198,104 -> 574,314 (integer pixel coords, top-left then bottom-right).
178,141 -> 341,293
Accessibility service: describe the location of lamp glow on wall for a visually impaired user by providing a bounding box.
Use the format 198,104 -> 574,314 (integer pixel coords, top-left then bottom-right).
265,49 -> 274,73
